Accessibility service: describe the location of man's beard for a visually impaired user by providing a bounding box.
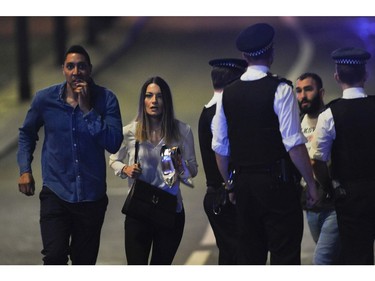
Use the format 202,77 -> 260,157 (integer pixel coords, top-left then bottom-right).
299,94 -> 321,115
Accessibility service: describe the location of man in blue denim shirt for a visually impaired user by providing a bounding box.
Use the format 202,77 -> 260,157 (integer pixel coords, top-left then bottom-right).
17,45 -> 123,265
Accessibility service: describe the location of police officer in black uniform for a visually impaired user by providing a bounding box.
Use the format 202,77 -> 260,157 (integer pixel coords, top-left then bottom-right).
199,58 -> 247,264
212,23 -> 318,265
310,47 -> 375,265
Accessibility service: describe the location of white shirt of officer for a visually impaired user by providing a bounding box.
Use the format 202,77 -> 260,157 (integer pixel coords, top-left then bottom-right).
211,65 -> 306,156
309,87 -> 367,162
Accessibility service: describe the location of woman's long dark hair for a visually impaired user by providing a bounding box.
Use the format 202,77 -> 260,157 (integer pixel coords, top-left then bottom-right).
135,76 -> 180,144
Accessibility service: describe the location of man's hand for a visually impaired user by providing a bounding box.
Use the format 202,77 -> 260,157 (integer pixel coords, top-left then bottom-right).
18,172 -> 35,196
305,181 -> 319,209
227,191 -> 236,205
75,79 -> 91,114
225,181 -> 236,205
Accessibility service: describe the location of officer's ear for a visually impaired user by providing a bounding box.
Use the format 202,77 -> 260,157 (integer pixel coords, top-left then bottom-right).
334,72 -> 340,84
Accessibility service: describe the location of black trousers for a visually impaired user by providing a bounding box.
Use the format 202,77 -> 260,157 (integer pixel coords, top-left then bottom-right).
39,186 -> 108,265
235,172 -> 303,265
124,209 -> 185,265
203,187 -> 238,264
335,180 -> 375,265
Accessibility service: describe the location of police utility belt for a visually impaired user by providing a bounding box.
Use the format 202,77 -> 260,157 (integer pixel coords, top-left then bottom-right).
236,158 -> 297,183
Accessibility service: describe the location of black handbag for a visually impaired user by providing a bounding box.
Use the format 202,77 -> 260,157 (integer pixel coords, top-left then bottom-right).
121,141 -> 177,229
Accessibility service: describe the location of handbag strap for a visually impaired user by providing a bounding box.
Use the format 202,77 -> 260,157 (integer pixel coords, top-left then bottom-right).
134,140 -> 139,164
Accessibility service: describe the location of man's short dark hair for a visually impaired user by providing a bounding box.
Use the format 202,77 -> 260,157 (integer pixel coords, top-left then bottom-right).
63,45 -> 91,66
297,72 -> 323,90
336,64 -> 366,85
211,67 -> 243,89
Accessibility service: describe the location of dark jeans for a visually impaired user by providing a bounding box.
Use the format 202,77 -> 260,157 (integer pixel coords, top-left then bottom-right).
39,186 -> 108,265
203,187 -> 238,264
124,209 -> 185,265
235,172 -> 303,265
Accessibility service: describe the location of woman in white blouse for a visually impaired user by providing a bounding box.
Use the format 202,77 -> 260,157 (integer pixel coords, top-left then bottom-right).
109,76 -> 198,265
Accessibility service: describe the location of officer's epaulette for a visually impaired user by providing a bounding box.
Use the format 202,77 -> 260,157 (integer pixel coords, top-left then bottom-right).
267,72 -> 293,88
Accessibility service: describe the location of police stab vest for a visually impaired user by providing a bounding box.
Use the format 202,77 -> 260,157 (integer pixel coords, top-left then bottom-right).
222,75 -> 289,167
330,96 -> 375,182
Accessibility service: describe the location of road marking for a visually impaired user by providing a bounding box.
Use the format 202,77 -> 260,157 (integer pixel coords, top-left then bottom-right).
201,224 -> 216,246
184,224 -> 216,265
185,250 -> 211,265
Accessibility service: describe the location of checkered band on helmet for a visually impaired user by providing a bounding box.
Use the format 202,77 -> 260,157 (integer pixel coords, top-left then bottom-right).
244,42 -> 273,57
334,58 -> 367,65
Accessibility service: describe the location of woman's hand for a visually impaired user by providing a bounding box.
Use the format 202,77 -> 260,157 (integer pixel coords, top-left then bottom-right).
123,163 -> 142,179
